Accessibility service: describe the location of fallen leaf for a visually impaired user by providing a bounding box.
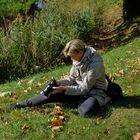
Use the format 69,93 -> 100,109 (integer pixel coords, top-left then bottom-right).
108,73 -> 112,79
126,50 -> 133,55
49,106 -> 64,116
48,105 -> 65,131
23,90 -> 28,93
51,116 -> 63,126
60,72 -> 70,79
55,106 -> 61,110
118,69 -> 125,76
51,125 -> 63,131
131,69 -> 139,75
17,80 -> 27,86
21,124 -> 29,132
127,86 -> 133,93
23,87 -> 31,93
104,128 -> 110,135
35,82 -> 42,89
95,117 -> 102,125
9,92 -> 19,99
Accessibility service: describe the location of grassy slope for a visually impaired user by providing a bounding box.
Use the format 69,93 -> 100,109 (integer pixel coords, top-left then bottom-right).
0,38 -> 140,140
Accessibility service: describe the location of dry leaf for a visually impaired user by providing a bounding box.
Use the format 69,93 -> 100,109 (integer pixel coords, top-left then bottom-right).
51,116 -> 63,126
48,105 -> 65,131
11,93 -> 19,99
95,117 -> 102,125
49,106 -> 64,116
127,86 -> 133,93
118,69 -> 125,76
55,106 -> 61,110
51,125 -> 63,131
53,110 -> 64,116
17,80 -> 27,86
108,73 -> 112,79
35,82 -> 42,89
60,72 -> 70,79
21,124 -> 29,132
23,89 -> 28,93
104,128 -> 110,135
23,87 -> 31,93
9,92 -> 19,99
126,51 -> 132,54
131,69 -> 139,75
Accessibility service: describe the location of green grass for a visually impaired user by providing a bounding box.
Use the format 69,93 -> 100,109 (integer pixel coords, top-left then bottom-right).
0,0 -> 34,17
0,38 -> 140,140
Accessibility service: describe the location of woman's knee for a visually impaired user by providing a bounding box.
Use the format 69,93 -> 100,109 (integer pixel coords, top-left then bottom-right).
78,97 -> 100,117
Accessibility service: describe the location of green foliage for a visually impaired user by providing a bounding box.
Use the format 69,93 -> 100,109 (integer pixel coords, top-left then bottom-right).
0,0 -> 97,83
0,38 -> 140,139
0,0 -> 125,82
0,0 -> 34,17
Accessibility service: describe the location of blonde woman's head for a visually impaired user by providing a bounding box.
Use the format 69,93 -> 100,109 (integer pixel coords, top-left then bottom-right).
63,39 -> 86,57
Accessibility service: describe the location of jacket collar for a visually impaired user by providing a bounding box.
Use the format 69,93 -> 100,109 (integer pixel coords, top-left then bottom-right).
73,47 -> 96,66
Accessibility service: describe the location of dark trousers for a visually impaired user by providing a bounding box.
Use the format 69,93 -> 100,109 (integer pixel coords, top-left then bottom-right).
16,92 -> 100,117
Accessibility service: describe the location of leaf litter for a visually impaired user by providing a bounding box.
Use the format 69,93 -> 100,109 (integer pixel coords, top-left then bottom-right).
48,105 -> 65,131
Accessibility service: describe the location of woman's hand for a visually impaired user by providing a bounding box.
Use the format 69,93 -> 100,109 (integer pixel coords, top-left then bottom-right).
52,86 -> 66,93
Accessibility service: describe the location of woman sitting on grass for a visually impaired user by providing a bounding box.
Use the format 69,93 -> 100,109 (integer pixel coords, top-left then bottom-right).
9,39 -> 110,117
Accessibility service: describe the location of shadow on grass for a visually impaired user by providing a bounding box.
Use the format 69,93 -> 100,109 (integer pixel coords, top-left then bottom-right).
98,96 -> 140,118
63,96 -> 140,119
111,95 -> 140,108
87,19 -> 140,49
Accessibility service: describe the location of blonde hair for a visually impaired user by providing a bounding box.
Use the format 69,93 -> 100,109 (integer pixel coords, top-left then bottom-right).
63,39 -> 86,57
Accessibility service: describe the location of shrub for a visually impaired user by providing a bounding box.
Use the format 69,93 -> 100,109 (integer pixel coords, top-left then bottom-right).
0,0 -> 121,83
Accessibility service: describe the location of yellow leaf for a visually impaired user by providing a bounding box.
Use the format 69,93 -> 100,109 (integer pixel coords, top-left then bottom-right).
51,125 -> 63,131
52,106 -> 64,115
23,89 -> 28,93
51,116 -> 63,126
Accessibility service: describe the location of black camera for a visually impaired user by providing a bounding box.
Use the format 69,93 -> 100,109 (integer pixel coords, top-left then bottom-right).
40,77 -> 57,96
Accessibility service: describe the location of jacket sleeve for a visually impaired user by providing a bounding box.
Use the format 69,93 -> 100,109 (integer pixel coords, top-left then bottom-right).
57,66 -> 77,86
64,62 -> 103,95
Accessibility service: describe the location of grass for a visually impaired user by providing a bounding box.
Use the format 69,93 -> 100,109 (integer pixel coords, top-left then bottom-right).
0,0 -> 34,17
0,37 -> 140,140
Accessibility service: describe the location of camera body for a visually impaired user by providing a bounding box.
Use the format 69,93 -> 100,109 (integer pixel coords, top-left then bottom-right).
40,78 -> 57,96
